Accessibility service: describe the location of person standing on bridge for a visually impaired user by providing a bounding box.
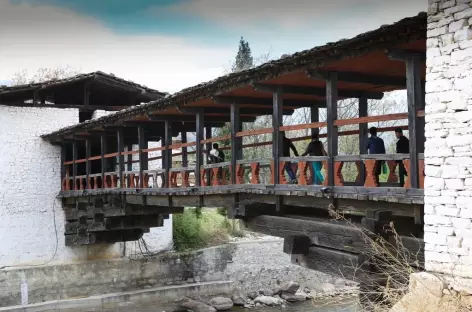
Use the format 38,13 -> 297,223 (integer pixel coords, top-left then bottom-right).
302,133 -> 326,185
395,128 -> 409,187
366,127 -> 386,183
209,143 -> 225,181
282,132 -> 299,184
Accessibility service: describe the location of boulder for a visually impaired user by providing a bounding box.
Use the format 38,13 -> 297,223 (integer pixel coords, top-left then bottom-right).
254,295 -> 284,306
247,291 -> 259,300
320,283 -> 336,294
280,292 -> 307,302
209,297 -> 233,311
181,297 -> 216,312
231,292 -> 246,306
276,281 -> 300,294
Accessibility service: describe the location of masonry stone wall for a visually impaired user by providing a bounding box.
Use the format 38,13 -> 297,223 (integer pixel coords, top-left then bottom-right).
425,0 -> 472,291
0,105 -> 172,269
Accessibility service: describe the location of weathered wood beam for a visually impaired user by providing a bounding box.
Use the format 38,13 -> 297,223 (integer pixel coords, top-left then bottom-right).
212,95 -> 325,107
273,88 -> 284,213
310,106 -> 319,139
72,142 -> 78,190
181,131 -> 188,167
231,102 -> 241,185
195,110 -> 204,187
100,134 -> 107,186
181,107 -> 295,116
60,143 -> 67,190
138,126 -> 147,188
386,49 -> 426,62
164,121 -> 172,188
85,139 -> 91,189
406,54 -> 423,189
306,69 -> 413,87
205,126 -> 212,185
146,115 -> 256,123
117,128 -> 125,185
326,72 -> 338,186
252,83 -> 384,100
83,82 -> 91,109
359,97 -> 368,184
126,144 -> 133,171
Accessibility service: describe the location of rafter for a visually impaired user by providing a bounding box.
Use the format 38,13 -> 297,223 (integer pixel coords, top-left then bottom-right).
306,69 -> 409,87
212,96 -> 325,107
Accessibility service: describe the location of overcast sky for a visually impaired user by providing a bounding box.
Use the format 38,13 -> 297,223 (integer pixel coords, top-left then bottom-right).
0,0 -> 426,93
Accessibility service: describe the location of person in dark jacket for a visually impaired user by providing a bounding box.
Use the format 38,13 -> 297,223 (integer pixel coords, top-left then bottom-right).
395,128 -> 409,186
366,127 -> 386,182
282,132 -> 299,184
302,134 -> 326,185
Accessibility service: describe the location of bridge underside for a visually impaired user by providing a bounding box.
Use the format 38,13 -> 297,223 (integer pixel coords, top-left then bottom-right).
62,186 -> 424,284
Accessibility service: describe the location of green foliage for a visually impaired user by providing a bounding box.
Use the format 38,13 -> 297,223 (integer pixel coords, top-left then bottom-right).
232,37 -> 254,73
173,208 -> 231,251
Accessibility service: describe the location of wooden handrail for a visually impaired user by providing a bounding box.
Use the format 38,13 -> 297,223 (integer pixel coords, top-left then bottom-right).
280,121 -> 328,132
236,128 -> 273,137
200,134 -> 232,144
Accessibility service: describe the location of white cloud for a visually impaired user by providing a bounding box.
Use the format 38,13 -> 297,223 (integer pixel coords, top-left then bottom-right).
0,1 -> 232,93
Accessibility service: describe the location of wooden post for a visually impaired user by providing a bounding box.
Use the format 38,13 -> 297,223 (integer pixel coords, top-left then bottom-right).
195,110 -> 204,187
418,81 -> 426,154
127,144 -> 133,171
164,121 -> 173,188
273,88 -> 284,213
72,142 -> 77,190
358,96 -> 368,184
181,131 -> 188,167
205,126 -> 212,185
117,128 -> 124,187
406,54 -> 422,189
60,143 -> 67,190
273,88 -> 284,185
101,134 -> 107,188
326,72 -> 339,187
310,106 -> 319,139
231,102 -> 241,185
138,126 -> 147,188
85,138 -> 91,189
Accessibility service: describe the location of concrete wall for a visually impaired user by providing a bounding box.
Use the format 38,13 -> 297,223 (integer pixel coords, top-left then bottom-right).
0,239 -> 337,307
425,0 -> 472,292
0,105 -> 172,269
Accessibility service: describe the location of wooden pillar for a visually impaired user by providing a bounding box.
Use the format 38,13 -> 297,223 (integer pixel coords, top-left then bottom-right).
60,143 -> 67,189
326,72 -> 339,187
101,134 -> 107,188
85,138 -> 91,189
126,144 -> 133,171
164,121 -> 173,188
406,54 -> 422,189
205,126 -> 212,184
231,102 -> 241,185
181,131 -> 188,167
117,128 -> 124,187
273,88 -> 284,186
138,126 -> 147,188
195,111 -> 204,187
358,97 -> 368,184
418,81 -> 426,154
310,106 -> 319,139
72,141 -> 77,190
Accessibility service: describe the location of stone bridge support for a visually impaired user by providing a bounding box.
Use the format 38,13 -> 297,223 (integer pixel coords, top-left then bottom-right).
425,0 -> 472,292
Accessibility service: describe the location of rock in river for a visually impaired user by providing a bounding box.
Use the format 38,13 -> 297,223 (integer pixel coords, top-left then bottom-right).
254,295 -> 284,306
209,297 -> 234,311
181,297 -> 216,312
276,281 -> 300,295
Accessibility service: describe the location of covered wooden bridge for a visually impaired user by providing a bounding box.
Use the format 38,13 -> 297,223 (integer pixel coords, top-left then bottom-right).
42,13 -> 427,282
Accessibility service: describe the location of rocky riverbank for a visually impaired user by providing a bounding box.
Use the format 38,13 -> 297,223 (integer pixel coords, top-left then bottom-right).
180,280 -> 358,311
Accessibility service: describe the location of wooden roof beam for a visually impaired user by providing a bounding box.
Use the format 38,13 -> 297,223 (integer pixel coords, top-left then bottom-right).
386,49 -> 426,62
306,69 -> 408,87
180,107 -> 295,116
252,83 -> 384,100
146,115 -> 257,123
212,96 -> 324,107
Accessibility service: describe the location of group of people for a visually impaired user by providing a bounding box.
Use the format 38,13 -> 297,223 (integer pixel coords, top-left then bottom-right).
207,127 -> 410,186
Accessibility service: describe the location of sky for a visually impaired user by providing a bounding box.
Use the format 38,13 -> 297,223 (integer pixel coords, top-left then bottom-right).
0,0 -> 426,93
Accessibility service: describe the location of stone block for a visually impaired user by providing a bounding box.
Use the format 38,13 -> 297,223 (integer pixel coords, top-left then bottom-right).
437,205 -> 461,216
424,232 -> 448,245
425,225 -> 439,233
442,165 -> 460,178
425,177 -> 445,190
436,245 -> 449,252
425,243 -> 436,251
445,178 -> 465,190
428,37 -> 440,48
460,208 -> 472,218
441,33 -> 455,45
449,247 -> 469,255
425,214 -> 452,226
455,8 -> 472,20
438,226 -> 455,236
447,134 -> 472,147
446,4 -> 471,15
455,228 -> 472,238
425,165 -> 442,177
426,78 -> 453,92
440,0 -> 457,10
425,251 -> 457,263
429,26 -> 449,38
445,157 -> 472,166
452,217 -> 472,229
449,19 -> 468,33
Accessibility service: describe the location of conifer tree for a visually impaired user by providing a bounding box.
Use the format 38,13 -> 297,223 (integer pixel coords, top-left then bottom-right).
232,37 -> 254,72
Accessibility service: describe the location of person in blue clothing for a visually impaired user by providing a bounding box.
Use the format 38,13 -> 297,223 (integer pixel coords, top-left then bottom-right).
366,127 -> 386,182
302,133 -> 326,185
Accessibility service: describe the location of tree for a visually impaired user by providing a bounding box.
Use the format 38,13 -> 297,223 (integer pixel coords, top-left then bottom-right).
231,37 -> 254,73
10,66 -> 80,86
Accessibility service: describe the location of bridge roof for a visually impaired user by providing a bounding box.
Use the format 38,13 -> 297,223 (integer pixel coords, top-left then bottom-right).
0,71 -> 167,109
42,12 -> 426,142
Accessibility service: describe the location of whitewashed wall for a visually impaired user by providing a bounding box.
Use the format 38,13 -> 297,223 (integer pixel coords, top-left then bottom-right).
0,105 -> 172,268
425,0 -> 472,291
